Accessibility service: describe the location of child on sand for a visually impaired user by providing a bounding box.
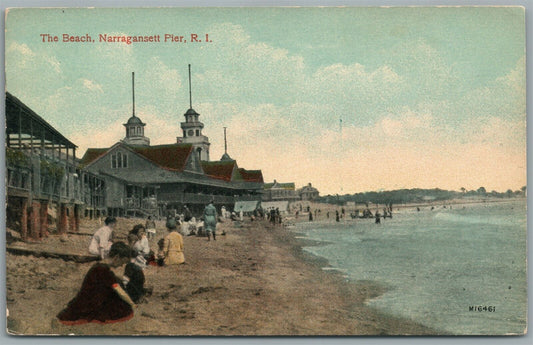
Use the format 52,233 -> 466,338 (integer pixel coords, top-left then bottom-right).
122,254 -> 149,303
156,238 -> 165,266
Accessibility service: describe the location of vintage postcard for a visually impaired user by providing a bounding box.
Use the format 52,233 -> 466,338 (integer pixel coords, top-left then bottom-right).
4,7 -> 527,336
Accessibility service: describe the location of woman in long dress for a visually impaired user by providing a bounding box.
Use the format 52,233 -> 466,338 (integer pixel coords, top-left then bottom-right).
57,242 -> 136,325
203,200 -> 217,241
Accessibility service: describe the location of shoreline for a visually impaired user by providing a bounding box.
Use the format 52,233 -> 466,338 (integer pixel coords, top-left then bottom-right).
273,223 -> 443,335
6,217 -> 439,335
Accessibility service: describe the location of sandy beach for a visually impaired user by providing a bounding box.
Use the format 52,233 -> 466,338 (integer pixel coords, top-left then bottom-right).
6,214 -> 436,336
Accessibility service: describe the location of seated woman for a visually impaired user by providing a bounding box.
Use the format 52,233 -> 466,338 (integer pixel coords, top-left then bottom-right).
56,242 -> 136,325
130,224 -> 151,259
163,219 -> 185,265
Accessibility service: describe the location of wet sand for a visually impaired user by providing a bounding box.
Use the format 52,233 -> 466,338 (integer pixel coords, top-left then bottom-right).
6,217 -> 436,335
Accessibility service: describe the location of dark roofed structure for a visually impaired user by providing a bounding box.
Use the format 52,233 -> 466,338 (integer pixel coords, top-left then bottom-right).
6,92 -> 107,242
238,168 -> 264,183
201,160 -> 237,182
132,144 -> 193,171
79,148 -> 110,167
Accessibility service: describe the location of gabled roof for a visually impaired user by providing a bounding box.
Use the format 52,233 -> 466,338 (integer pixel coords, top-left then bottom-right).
238,168 -> 264,183
133,144 -> 193,171
80,143 -> 194,172
79,148 -> 109,167
201,160 -> 237,182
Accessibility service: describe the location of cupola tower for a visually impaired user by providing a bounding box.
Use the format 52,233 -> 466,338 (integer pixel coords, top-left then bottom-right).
124,72 -> 150,146
177,64 -> 210,161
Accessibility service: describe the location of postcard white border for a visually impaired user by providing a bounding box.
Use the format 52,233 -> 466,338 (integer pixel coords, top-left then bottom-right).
1,1 -> 531,344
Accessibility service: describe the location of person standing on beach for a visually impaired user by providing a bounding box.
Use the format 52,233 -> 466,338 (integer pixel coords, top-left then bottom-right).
203,200 -> 218,241
145,216 -> 156,241
375,210 -> 381,224
89,216 -> 117,260
163,219 -> 185,265
183,205 -> 192,222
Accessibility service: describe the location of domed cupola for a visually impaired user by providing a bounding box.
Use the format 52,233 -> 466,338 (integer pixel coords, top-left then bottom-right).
127,115 -> 144,125
123,72 -> 150,146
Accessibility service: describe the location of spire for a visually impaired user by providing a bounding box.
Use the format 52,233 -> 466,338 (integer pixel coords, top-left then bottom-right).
224,127 -> 227,154
124,71 -> 149,146
220,126 -> 232,161
188,64 -> 192,109
132,72 -> 135,116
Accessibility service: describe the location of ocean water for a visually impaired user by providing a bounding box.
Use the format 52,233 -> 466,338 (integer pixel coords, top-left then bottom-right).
294,200 -> 527,335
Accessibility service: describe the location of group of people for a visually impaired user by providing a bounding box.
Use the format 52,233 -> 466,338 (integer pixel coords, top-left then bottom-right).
57,215 -> 186,326
56,200 -> 220,326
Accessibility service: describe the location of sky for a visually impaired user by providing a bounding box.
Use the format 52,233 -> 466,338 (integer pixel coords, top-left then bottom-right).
4,7 -> 526,195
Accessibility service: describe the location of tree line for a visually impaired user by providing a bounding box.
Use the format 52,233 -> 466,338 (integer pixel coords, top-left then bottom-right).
317,186 -> 527,205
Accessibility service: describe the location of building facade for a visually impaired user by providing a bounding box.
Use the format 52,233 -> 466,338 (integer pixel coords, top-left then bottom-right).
298,183 -> 320,201
262,180 -> 300,202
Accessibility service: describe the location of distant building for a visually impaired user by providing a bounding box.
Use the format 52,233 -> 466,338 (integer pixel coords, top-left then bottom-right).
262,180 -> 300,202
298,183 -> 319,201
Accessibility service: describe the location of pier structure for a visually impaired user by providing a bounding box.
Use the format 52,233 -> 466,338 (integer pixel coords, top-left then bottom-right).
6,92 -> 106,242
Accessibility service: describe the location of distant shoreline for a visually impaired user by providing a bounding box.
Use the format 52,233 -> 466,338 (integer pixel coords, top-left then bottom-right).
284,197 -> 526,222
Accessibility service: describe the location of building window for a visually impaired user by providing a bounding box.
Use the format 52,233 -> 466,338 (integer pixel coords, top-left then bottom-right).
111,152 -> 128,169
196,129 -> 200,136
137,127 -> 142,135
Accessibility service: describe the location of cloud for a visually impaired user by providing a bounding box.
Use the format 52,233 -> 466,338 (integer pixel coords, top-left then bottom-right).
6,20 -> 525,194
5,42 -> 65,108
82,79 -> 104,93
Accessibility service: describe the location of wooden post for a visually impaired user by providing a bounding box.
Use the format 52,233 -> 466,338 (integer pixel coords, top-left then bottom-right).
21,198 -> 28,241
30,201 -> 41,241
69,204 -> 75,232
40,201 -> 48,238
74,204 -> 80,232
58,203 -> 68,235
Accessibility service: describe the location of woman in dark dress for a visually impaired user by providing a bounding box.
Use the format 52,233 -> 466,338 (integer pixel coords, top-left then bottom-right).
57,242 -> 136,325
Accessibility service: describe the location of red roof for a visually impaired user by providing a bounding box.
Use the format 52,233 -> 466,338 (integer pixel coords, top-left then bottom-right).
80,143 -> 193,171
79,148 -> 108,167
132,144 -> 193,171
238,168 -> 264,183
201,160 -> 236,181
